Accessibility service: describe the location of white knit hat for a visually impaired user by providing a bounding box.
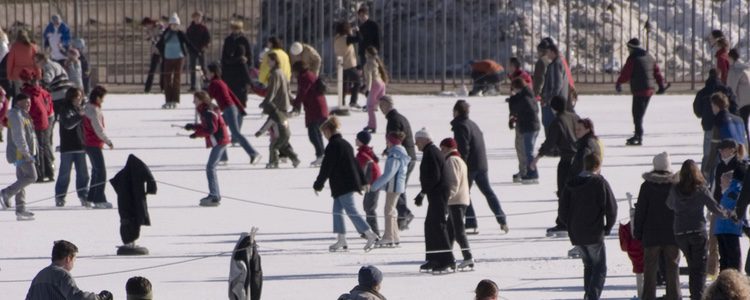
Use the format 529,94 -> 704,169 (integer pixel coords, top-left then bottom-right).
169,13 -> 181,25
414,127 -> 431,141
652,152 -> 672,172
290,42 -> 303,56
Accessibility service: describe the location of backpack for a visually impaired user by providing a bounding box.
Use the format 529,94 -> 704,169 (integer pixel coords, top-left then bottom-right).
314,77 -> 328,94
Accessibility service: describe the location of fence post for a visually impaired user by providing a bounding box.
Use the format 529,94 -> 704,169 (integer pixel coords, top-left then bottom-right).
441,0 -> 447,91
73,0 -> 79,37
691,0 -> 696,90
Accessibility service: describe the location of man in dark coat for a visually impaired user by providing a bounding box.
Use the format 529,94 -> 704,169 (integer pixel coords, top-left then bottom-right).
413,128 -> 455,272
355,6 -> 380,69
451,99 -> 508,234
186,11 -> 211,91
694,69 -> 738,176
379,95 -> 416,230
616,38 -> 667,146
560,153 -> 618,300
110,154 -> 157,255
221,21 -> 253,107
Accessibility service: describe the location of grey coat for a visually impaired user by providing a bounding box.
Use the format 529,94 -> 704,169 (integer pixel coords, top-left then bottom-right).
6,107 -> 37,164
261,67 -> 291,113
541,57 -> 568,105
666,185 -> 728,235
25,264 -> 100,300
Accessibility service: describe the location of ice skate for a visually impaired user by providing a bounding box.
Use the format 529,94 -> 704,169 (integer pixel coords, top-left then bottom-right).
567,246 -> 582,258
546,225 -> 568,237
199,196 -> 221,207
419,261 -> 436,273
265,162 -> 278,169
80,198 -> 92,208
329,234 -> 348,252
625,136 -> 642,146
398,213 -> 414,231
375,239 -> 398,248
457,258 -> 475,271
250,154 -> 262,165
92,202 -> 113,209
363,230 -> 378,252
466,228 -> 479,235
292,158 -> 301,168
500,223 -> 510,234
55,198 -> 65,207
512,173 -> 522,183
521,171 -> 539,185
431,262 -> 456,275
310,156 -> 324,167
279,157 -> 288,164
0,189 -> 10,209
16,210 -> 35,221
117,243 -> 149,256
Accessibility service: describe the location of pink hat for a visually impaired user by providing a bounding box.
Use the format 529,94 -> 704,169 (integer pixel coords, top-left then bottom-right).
386,132 -> 403,145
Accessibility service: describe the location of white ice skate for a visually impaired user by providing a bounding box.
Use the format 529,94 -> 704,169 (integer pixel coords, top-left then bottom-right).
363,230 -> 378,252
457,258 -> 475,271
310,156 -> 324,167
16,210 -> 35,221
329,234 -> 348,252
375,239 -> 399,248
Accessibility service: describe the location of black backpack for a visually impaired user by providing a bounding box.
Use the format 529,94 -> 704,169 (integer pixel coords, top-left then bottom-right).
314,77 -> 328,95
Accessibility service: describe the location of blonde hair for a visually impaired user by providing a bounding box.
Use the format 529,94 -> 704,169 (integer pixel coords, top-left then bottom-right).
193,91 -> 211,104
702,269 -> 750,300
319,116 -> 341,133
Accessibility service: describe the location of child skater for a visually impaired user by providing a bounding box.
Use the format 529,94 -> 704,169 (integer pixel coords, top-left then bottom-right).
355,130 -> 382,237
255,101 -> 300,169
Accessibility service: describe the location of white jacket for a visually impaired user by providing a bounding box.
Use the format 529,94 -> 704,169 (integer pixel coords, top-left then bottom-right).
444,154 -> 470,206
728,61 -> 750,108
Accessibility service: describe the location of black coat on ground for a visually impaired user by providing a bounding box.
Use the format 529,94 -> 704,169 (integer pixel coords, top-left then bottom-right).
538,111 -> 579,158
508,86 -> 540,133
314,134 -> 367,198
229,232 -> 263,300
385,109 -> 416,160
559,173 -> 618,246
451,115 -> 488,172
110,154 -> 157,243
633,171 -> 678,247
419,143 -> 454,264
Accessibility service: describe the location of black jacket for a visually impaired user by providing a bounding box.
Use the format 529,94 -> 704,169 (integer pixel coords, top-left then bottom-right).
633,171 -> 677,247
451,115 -> 489,172
419,143 -> 446,198
110,155 -> 157,227
569,133 -> 600,178
229,232 -> 262,300
221,33 -> 253,85
314,134 -> 367,198
57,101 -> 85,153
357,20 -> 380,58
508,86 -> 540,133
625,48 -> 658,93
156,29 -> 197,58
693,76 -> 738,131
385,109 -> 416,160
186,22 -> 211,52
538,111 -> 579,158
559,173 -> 618,245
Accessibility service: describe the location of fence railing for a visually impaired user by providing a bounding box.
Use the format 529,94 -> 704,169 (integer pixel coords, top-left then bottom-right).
1,0 -> 748,90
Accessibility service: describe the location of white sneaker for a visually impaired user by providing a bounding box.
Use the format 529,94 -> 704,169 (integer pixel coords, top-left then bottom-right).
16,210 -> 35,221
92,202 -> 113,209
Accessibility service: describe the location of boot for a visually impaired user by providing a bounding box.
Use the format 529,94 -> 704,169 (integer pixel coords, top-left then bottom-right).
635,273 -> 644,299
457,258 -> 475,271
329,233 -> 348,252
16,209 -> 35,221
626,135 -> 642,146
363,230 -> 378,252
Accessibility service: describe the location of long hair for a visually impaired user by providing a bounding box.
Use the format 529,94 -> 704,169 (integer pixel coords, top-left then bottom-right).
677,159 -> 705,195
88,85 -> 107,104
366,46 -> 389,83
64,87 -> 83,104
15,29 -> 31,46
267,52 -> 280,70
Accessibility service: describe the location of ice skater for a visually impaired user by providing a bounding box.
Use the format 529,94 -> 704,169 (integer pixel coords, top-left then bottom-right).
255,101 -> 300,169
355,130 -> 382,237
1,93 -> 37,221
467,59 -> 503,96
441,138 -> 475,271
334,21 -> 361,109
26,240 -> 113,299
83,85 -> 114,209
362,46 -> 388,133
371,131 -> 411,248
378,95 -> 416,230
291,61 -> 329,166
55,87 -> 90,207
507,78 -> 540,183
20,68 -> 55,182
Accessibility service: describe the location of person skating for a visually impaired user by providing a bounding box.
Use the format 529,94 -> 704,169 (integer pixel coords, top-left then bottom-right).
413,128 -> 455,273
362,46 -> 388,133
255,101 -> 300,169
6,29 -> 40,96
569,118 -> 602,179
82,86 -> 114,209
258,37 -> 292,87
183,91 -> 230,207
708,93 -> 749,182
507,78 -> 540,183
221,20 -> 252,106
260,52 -> 292,115
155,13 -> 197,109
313,117 -> 378,252
468,59 -> 503,96
291,61 -> 328,166
1,93 -> 37,221
378,95 -> 416,230
714,168 -> 744,272
530,96 -> 578,237
64,49 -> 83,90
694,69 -> 738,176
633,152 -> 682,300
540,37 -> 577,110
289,42 -> 322,76
55,88 -> 90,208
371,131 -> 411,248
334,21 -> 362,109
532,43 -> 547,100
706,140 -> 742,277
709,30 -> 730,85
25,240 -> 113,300
337,265 -> 386,300
507,57 -> 532,89
185,11 -> 210,92
540,44 -> 569,133
20,68 -> 55,182
42,14 -> 71,65
140,17 -> 165,94
69,39 -> 90,94
35,52 -> 73,108
727,49 -> 750,140
559,153 -> 618,300
441,138 -> 475,271
615,38 -> 667,146
355,130 -> 382,237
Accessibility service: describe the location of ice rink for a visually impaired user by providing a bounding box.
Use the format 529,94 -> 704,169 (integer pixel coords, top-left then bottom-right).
0,92 -> 743,299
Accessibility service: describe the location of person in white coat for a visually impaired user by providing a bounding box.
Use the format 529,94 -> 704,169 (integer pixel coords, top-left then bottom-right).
727,48 -> 750,140
440,137 -> 474,270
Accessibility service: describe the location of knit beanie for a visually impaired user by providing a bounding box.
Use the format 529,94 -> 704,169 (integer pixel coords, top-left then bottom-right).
652,151 -> 672,172
440,138 -> 457,149
169,13 -> 181,25
358,265 -> 383,289
626,38 -> 642,49
414,127 -> 431,141
290,42 -> 303,56
379,95 -> 394,106
386,132 -> 403,145
356,130 -> 372,145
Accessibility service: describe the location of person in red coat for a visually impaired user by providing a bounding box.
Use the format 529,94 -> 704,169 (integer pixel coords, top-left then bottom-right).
619,222 -> 644,298
183,91 -> 230,207
710,30 -> 730,84
82,85 -> 114,209
20,68 -> 55,182
206,63 -> 261,165
507,57 -> 533,94
291,61 -> 329,166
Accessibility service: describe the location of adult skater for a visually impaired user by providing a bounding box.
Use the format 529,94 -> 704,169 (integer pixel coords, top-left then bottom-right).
633,152 -> 681,300
83,86 -> 114,209
615,38 -> 666,146
65,49 -> 83,90
727,48 -> 750,138
221,20 -> 252,106
371,131 -> 411,248
559,153 -> 618,300
258,37 -> 291,86
260,52 -> 292,115
451,99 -> 508,234
25,240 -> 113,300
291,61 -> 328,166
709,30 -> 730,84
289,42 -> 322,76
532,43 -> 547,99
20,68 -> 55,182
363,46 -> 388,133
141,17 -> 165,94
413,128 -> 455,273
184,91 -> 230,207
540,43 -> 569,134
355,6 -> 380,69
313,116 -> 378,252
468,59 -> 503,96
35,52 -> 73,108
694,69 -> 737,176
334,21 -> 361,109
42,14 -> 71,65
355,130 -> 381,236
1,93 -> 37,221
540,37 -> 577,110
55,88 -> 90,208
666,159 -> 734,300
711,93 -> 748,161
378,95 -> 416,230
441,138 -> 474,271
507,78 -> 540,183
186,11 -> 210,91
531,96 -> 579,237
337,265 -> 386,300
155,13 -> 197,109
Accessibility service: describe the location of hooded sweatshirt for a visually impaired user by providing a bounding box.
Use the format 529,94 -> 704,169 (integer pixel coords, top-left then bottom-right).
23,83 -> 53,131
559,172 -> 618,245
356,145 -> 381,184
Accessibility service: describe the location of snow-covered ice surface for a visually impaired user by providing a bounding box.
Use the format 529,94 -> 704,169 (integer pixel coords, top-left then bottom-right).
0,93 -> 745,299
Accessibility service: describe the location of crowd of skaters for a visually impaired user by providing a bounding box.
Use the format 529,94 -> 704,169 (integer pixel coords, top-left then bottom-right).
2,6 -> 750,300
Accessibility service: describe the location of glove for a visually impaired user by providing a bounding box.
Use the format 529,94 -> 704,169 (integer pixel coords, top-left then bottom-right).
184,123 -> 196,131
189,133 -> 197,139
508,117 -> 516,130
414,193 -> 424,207
254,131 -> 262,138
656,85 -> 666,95
98,290 -> 113,300
615,84 -> 622,93
364,91 -> 369,97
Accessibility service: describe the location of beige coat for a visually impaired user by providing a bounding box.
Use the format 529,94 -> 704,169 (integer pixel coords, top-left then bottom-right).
334,34 -> 357,69
262,68 -> 292,113
444,154 -> 470,206
363,59 -> 384,92
728,61 -> 750,108
290,43 -> 322,75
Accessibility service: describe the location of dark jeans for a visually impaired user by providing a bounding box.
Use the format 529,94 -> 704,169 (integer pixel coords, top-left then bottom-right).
541,105 -> 555,137
188,51 -> 206,90
397,160 -> 415,227
424,195 -> 454,265
716,234 -> 741,271
555,156 -> 573,227
35,128 -> 55,180
643,245 -> 681,300
739,105 -> 750,144
144,53 -> 162,93
465,169 -> 506,229
578,242 -> 607,300
343,67 -> 360,106
363,191 -> 380,235
675,232 -> 708,300
307,120 -> 325,158
447,204 -> 472,260
120,219 -> 141,244
85,146 -> 107,204
220,106 -> 258,161
469,71 -> 501,95
162,58 -> 183,103
632,95 -> 651,137
55,152 -> 89,201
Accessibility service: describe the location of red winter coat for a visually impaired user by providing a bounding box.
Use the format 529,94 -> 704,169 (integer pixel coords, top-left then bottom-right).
716,48 -> 730,85
619,222 -> 644,274
292,70 -> 328,126
356,145 -> 381,184
22,84 -> 53,131
207,77 -> 245,114
194,103 -> 230,148
508,69 -> 533,88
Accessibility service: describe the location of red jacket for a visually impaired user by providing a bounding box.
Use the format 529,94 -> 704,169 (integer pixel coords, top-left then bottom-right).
292,70 -> 329,126
716,48 -> 730,84
22,84 -> 53,131
508,69 -> 533,88
83,103 -> 112,148
356,145 -> 381,184
194,103 -> 230,148
560,57 -> 575,90
619,222 -> 644,274
207,77 -> 245,114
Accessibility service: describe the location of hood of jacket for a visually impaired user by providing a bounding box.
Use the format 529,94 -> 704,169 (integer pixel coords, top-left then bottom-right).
21,84 -> 45,98
642,171 -> 675,184
346,286 -> 387,300
566,172 -> 598,191
387,145 -> 409,162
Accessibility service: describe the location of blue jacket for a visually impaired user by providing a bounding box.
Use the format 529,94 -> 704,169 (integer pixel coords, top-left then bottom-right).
43,22 -> 71,50
371,145 -> 410,194
715,179 -> 743,236
715,110 -> 748,147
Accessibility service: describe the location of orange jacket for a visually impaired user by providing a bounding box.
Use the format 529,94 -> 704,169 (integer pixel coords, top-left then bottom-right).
6,42 -> 39,81
471,60 -> 504,74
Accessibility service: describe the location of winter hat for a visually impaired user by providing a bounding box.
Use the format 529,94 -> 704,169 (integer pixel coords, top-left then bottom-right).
414,127 -> 431,141
386,132 -> 403,145
440,137 -> 457,149
718,139 -> 738,150
290,42 -> 303,56
19,68 -> 38,82
169,13 -> 181,25
358,265 -> 383,289
652,151 -> 672,172
626,38 -> 643,50
379,95 -> 394,106
71,38 -> 86,51
356,130 -> 372,145
68,48 -> 80,59
51,14 -> 61,23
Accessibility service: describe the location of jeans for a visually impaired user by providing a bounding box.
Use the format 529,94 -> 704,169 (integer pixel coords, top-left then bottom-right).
307,120 -> 325,158
716,234 -> 741,271
701,130 -> 712,176
332,192 -> 371,234
383,192 -> 400,242
541,104 -> 555,136
366,80 -> 385,130
397,160 -> 415,227
515,130 -> 538,176
3,160 -> 37,211
675,232 -> 708,300
447,205 -> 472,260
188,50 -> 206,90
343,67 -> 360,106
221,106 -> 258,161
85,147 -> 107,203
579,242 -> 607,300
207,145 -> 228,199
162,58 -> 183,103
363,191 -> 380,235
144,53 -> 162,93
35,129 -> 55,180
642,245 -> 681,300
55,152 -> 89,201
464,169 -> 506,229
632,95 -> 651,137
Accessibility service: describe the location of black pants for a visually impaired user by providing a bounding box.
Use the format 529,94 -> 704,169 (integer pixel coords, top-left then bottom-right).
120,219 -> 141,244
555,156 -> 573,227
739,105 -> 750,144
632,95 -> 651,137
343,67 -> 360,106
469,71 -> 501,96
188,50 -> 206,90
424,195 -> 454,265
447,205 -> 472,260
144,53 -> 162,93
363,191 -> 380,235
716,234 -> 741,271
35,128 -> 55,180
579,242 -> 607,300
396,160 -> 415,228
307,120 -> 325,158
675,232 -> 708,300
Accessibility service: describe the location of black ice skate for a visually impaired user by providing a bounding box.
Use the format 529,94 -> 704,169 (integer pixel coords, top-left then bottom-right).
457,258 -> 475,271
567,246 -> 582,258
625,136 -> 642,146
117,243 -> 149,256
546,225 -> 568,237
431,262 -> 456,275
419,261 -> 436,273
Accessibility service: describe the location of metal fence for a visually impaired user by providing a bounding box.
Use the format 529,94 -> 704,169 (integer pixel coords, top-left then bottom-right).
1,0 -> 749,90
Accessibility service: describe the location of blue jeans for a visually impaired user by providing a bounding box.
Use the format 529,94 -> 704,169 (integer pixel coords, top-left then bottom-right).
516,130 -> 538,176
579,242 -> 607,300
85,147 -> 107,203
207,145 -> 228,199
307,120 -> 325,158
541,104 -> 555,136
221,106 -> 258,161
464,169 -> 506,229
332,192 -> 371,234
55,152 -> 89,200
